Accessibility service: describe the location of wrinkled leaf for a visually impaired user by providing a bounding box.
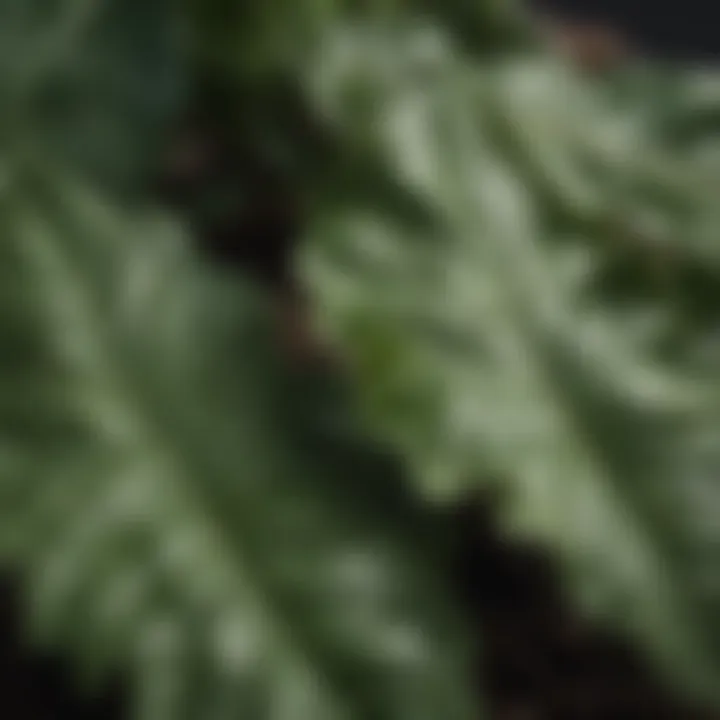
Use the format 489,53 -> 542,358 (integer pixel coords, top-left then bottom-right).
0,162 -> 478,720
301,24 -> 720,707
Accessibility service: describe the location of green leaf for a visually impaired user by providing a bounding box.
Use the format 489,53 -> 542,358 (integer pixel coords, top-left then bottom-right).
604,61 -> 720,149
300,25 -> 720,707
0,164 -> 478,720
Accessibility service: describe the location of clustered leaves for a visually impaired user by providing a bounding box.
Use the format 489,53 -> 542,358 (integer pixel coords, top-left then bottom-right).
0,1 -> 719,719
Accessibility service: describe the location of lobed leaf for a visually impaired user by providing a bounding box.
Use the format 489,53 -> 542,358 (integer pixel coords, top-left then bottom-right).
0,162 -> 478,720
300,24 -> 720,707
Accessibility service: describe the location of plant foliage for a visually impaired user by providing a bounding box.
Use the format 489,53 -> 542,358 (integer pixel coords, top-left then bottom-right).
1,0 -> 720,718
300,16 -> 720,707
0,164 -> 477,719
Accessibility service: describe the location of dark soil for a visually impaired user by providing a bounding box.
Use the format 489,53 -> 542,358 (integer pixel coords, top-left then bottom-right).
1,500 -> 716,719
453,498 -> 718,719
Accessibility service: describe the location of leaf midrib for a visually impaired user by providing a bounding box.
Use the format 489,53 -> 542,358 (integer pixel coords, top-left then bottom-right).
9,186 -> 354,718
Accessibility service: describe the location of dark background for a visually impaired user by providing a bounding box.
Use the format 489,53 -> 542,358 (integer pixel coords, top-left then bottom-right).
534,0 -> 720,58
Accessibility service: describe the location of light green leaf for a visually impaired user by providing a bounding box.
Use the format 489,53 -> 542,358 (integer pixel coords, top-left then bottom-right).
0,164 -> 478,720
301,26 -> 720,707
